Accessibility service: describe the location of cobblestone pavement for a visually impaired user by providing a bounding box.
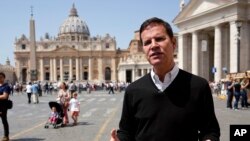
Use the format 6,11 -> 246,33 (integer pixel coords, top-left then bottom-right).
213,94 -> 250,141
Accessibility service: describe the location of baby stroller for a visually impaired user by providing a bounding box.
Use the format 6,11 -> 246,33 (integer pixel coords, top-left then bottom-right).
44,101 -> 64,128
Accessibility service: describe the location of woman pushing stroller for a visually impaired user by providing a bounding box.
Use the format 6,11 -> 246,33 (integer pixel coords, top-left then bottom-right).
57,82 -> 70,127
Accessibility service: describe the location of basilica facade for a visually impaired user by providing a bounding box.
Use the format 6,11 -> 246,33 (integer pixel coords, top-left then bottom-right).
14,4 -> 155,83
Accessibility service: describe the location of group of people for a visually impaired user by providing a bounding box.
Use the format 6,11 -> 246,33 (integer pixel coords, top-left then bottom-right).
25,81 -> 40,104
225,77 -> 249,110
56,82 -> 80,126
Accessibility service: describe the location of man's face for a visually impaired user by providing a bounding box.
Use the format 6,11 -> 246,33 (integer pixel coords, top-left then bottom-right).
141,23 -> 176,68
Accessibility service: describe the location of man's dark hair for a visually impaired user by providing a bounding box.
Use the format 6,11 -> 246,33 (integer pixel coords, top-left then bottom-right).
0,72 -> 6,78
139,17 -> 174,44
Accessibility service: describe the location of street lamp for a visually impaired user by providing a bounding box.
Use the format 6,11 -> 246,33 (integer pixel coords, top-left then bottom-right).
236,21 -> 242,72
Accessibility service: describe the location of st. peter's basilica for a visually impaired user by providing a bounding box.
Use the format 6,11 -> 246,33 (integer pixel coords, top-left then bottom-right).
13,4 -> 155,83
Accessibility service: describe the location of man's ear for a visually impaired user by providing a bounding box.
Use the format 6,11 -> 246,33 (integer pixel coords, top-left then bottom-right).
172,37 -> 177,49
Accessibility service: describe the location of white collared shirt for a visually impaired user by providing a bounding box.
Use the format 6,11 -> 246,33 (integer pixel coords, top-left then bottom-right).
150,64 -> 179,92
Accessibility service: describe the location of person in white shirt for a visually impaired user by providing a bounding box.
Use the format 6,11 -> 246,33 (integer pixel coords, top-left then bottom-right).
69,92 -> 80,125
26,82 -> 32,104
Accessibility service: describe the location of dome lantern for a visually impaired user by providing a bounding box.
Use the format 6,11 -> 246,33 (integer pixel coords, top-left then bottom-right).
69,3 -> 78,17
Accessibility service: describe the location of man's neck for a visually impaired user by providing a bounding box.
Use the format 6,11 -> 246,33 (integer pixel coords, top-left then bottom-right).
153,62 -> 175,82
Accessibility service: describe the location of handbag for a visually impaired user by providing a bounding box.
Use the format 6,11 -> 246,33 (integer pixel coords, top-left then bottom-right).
6,99 -> 13,109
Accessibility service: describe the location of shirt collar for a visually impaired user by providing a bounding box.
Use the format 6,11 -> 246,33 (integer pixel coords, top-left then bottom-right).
150,64 -> 179,91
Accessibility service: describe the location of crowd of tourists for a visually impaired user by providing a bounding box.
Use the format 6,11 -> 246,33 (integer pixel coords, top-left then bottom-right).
209,77 -> 250,110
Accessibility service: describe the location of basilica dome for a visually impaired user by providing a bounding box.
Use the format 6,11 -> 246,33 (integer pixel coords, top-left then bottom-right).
58,4 -> 90,38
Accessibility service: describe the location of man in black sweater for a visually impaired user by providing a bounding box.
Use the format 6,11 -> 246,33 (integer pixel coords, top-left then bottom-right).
110,17 -> 220,141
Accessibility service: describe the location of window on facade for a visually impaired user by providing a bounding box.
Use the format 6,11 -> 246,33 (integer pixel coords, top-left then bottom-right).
44,43 -> 48,49
137,69 -> 142,77
63,58 -> 69,65
84,66 -> 88,70
44,58 -> 49,65
21,44 -> 26,50
105,43 -> 109,48
64,72 -> 69,81
83,43 -> 87,48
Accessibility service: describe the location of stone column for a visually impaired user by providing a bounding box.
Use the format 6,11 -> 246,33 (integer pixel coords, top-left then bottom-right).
192,31 -> 199,75
214,25 -> 222,82
76,57 -> 79,80
16,60 -> 21,82
121,68 -> 125,82
147,68 -> 150,73
79,58 -> 83,80
178,34 -> 188,70
60,58 -> 63,81
98,58 -> 103,81
132,68 -> 135,82
88,57 -> 92,81
53,58 -> 57,81
50,58 -> 53,81
200,33 -> 209,80
69,58 -> 72,80
229,21 -> 238,73
111,58 -> 116,82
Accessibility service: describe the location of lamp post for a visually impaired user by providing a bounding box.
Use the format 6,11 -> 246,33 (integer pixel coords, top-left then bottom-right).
236,21 -> 242,72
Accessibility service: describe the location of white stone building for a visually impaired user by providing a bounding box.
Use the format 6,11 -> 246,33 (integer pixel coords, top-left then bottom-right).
118,31 -> 151,82
14,4 -> 118,83
174,0 -> 250,82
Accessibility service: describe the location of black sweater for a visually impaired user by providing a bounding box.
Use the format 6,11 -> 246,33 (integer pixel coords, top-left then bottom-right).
117,69 -> 220,141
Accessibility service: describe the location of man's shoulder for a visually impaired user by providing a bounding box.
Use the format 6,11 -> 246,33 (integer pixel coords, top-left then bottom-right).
126,74 -> 151,89
178,69 -> 208,84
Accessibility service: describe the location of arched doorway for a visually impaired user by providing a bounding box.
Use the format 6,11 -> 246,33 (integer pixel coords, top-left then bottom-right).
105,67 -> 111,81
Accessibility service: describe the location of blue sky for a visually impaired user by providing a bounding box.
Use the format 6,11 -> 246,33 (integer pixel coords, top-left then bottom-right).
0,0 -> 187,65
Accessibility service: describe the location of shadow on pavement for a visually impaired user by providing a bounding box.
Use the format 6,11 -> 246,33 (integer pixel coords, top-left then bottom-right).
11,138 -> 45,141
59,121 -> 93,128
